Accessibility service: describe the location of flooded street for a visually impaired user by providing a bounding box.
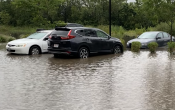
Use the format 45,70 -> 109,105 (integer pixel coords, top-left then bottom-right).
1,43 -> 175,110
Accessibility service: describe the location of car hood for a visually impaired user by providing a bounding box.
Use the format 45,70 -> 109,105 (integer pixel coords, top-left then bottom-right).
8,38 -> 38,44
110,37 -> 121,42
128,38 -> 155,43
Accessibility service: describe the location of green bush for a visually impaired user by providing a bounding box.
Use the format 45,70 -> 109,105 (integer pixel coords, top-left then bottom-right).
8,37 -> 16,42
147,42 -> 158,53
120,39 -> 126,49
0,36 -> 7,43
131,41 -> 141,52
167,42 -> 175,53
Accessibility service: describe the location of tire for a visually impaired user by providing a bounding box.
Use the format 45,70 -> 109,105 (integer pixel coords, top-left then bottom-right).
29,46 -> 41,55
78,47 -> 89,58
113,45 -> 122,54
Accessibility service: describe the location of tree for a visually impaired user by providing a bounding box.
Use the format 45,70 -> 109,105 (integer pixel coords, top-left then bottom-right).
142,0 -> 175,41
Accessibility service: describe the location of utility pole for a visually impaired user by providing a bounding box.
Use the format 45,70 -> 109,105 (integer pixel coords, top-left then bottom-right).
109,0 -> 111,36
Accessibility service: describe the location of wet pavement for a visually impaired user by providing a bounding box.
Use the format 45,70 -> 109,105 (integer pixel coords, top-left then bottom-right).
1,43 -> 175,110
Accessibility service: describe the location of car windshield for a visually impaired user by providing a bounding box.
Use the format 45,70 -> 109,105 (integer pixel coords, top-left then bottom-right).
27,32 -> 48,39
138,32 -> 158,39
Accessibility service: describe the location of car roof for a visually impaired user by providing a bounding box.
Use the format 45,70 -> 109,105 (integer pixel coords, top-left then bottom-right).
55,27 -> 101,30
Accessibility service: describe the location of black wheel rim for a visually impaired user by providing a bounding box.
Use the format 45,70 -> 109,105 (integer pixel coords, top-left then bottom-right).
114,46 -> 121,54
80,48 -> 88,58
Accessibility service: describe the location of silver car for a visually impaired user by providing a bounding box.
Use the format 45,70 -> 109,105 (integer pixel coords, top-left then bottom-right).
127,31 -> 174,48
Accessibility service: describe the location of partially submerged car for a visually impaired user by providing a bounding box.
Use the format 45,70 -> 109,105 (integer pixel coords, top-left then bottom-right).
6,30 -> 53,55
48,27 -> 123,58
127,31 -> 175,48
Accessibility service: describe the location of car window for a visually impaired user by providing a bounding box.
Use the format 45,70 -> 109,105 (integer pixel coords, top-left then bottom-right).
52,30 -> 69,36
96,30 -> 108,38
157,33 -> 164,38
138,32 -> 158,39
27,32 -> 48,39
76,30 -> 84,36
163,32 -> 170,38
84,29 -> 97,37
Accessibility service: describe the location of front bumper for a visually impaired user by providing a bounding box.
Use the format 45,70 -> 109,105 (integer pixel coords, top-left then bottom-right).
6,46 -> 29,54
127,43 -> 148,49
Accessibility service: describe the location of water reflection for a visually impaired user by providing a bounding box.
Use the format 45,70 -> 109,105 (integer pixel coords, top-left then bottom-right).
1,43 -> 175,110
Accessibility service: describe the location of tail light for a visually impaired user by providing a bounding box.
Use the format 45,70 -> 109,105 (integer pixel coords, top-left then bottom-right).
49,35 -> 52,39
61,30 -> 75,40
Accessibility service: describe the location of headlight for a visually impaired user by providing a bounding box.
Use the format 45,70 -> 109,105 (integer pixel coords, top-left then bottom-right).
15,44 -> 26,47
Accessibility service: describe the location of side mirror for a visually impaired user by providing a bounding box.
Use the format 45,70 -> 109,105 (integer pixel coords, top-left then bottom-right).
156,37 -> 161,40
108,36 -> 111,39
43,37 -> 48,41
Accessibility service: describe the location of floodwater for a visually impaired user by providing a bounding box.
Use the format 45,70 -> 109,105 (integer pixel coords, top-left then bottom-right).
1,43 -> 175,110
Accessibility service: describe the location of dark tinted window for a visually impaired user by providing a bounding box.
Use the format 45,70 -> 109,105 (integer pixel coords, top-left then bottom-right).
52,30 -> 69,36
163,32 -> 170,38
76,30 -> 84,36
84,29 -> 97,37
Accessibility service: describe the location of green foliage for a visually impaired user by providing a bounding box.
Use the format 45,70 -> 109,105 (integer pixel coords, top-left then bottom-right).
131,41 -> 141,52
0,26 -> 36,39
147,42 -> 158,53
19,34 -> 30,38
167,42 -> 175,53
124,30 -> 137,38
8,37 -> 16,42
0,36 -> 7,43
120,39 -> 126,49
0,11 -> 11,25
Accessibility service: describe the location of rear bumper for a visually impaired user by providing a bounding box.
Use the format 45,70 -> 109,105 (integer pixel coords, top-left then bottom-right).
48,48 -> 77,55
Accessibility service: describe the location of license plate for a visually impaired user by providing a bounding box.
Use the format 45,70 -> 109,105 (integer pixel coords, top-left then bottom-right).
54,44 -> 59,48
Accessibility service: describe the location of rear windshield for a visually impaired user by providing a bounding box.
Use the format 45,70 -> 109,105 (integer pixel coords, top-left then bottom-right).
27,32 -> 48,39
52,30 -> 69,36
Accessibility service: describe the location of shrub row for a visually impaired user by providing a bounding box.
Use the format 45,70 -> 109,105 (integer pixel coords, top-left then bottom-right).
131,41 -> 175,54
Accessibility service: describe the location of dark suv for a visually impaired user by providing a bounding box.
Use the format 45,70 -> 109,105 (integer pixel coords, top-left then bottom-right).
48,27 -> 123,58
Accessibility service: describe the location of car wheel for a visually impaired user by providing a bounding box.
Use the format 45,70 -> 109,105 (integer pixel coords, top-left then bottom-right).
29,46 -> 41,55
113,45 -> 122,54
79,47 -> 89,58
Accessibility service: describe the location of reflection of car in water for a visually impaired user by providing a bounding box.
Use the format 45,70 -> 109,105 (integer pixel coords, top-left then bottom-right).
48,27 -> 123,58
6,30 -> 53,55
127,31 -> 175,48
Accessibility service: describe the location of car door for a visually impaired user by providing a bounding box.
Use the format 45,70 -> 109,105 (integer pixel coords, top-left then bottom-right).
156,32 -> 164,47
162,32 -> 171,46
96,30 -> 111,51
42,34 -> 50,52
83,29 -> 100,52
